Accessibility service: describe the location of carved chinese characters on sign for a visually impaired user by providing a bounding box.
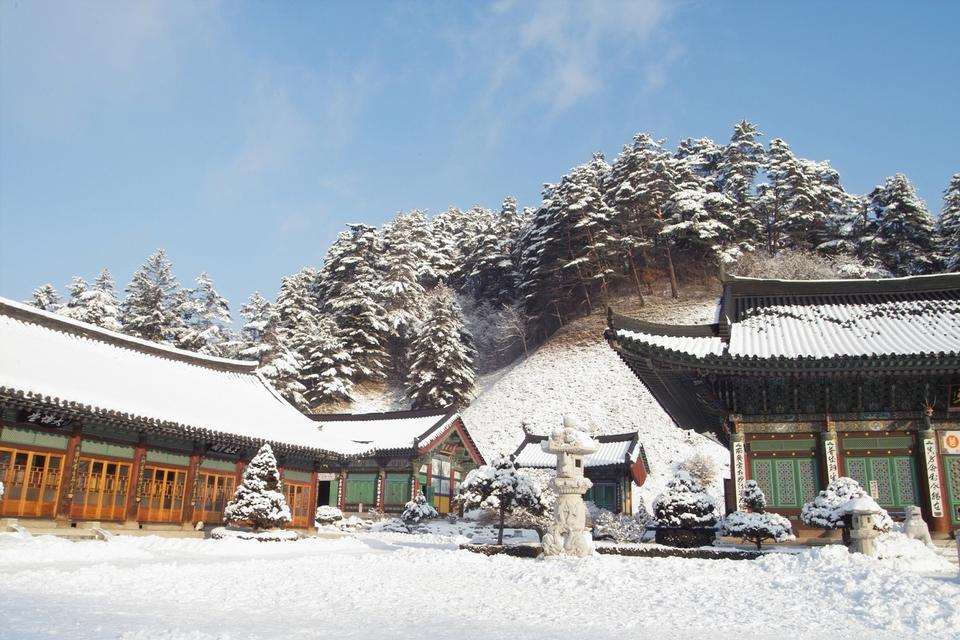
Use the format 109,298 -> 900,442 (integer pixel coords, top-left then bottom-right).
922,438 -> 943,518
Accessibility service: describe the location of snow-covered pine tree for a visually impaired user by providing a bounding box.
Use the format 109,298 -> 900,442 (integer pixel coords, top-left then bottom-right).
718,120 -> 766,249
457,455 -> 544,545
406,284 -> 476,410
248,310 -> 307,409
400,491 -> 439,526
59,276 -> 90,322
82,269 -> 122,331
177,273 -> 232,356
462,196 -> 523,307
29,284 -> 61,312
514,184 -> 568,337
223,443 -> 292,531
758,138 -> 822,254
237,292 -> 273,359
937,173 -> 960,271
661,179 -> 739,274
864,174 -> 937,275
740,479 -> 766,512
301,315 -> 354,406
318,224 -> 390,381
379,213 -> 428,375
652,470 -> 719,529
121,249 -> 184,344
800,476 -> 893,532
675,137 -> 723,189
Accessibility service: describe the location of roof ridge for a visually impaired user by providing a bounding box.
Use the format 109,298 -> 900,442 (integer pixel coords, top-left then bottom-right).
0,296 -> 258,373
310,408 -> 451,422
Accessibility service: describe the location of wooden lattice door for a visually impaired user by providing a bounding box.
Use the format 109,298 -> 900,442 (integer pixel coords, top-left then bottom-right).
71,458 -> 131,521
139,466 -> 187,523
0,448 -> 63,518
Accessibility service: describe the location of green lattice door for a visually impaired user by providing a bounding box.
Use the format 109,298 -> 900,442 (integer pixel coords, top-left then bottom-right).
945,456 -> 960,525
750,459 -> 818,509
843,456 -> 918,508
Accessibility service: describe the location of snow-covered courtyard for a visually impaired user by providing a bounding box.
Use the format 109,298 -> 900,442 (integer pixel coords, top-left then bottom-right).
1,530 -> 957,640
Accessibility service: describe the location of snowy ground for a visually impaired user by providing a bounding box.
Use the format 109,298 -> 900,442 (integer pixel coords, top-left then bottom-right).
2,529 -> 957,640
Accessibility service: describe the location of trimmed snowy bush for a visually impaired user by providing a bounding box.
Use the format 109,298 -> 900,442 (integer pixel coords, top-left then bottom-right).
721,482 -> 793,549
210,526 -> 299,542
401,491 -> 439,525
314,505 -> 344,526
680,452 -> 719,489
800,477 -> 893,532
223,444 -> 292,531
593,509 -> 647,544
653,470 -> 720,529
457,455 -> 544,545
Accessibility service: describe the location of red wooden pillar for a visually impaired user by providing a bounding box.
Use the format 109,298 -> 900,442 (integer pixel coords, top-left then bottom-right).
235,459 -> 245,487
55,424 -> 83,524
125,437 -> 147,524
308,469 -> 319,518
181,447 -> 202,525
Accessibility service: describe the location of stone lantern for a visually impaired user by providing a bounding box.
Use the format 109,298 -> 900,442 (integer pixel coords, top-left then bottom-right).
845,496 -> 881,556
541,414 -> 600,558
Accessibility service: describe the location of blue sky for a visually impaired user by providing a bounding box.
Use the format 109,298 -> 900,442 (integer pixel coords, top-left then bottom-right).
1,1 -> 958,313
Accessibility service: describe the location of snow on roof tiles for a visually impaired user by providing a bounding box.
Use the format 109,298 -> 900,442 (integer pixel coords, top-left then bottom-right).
615,329 -> 725,357
0,298 -> 368,455
311,410 -> 459,452
514,436 -> 636,468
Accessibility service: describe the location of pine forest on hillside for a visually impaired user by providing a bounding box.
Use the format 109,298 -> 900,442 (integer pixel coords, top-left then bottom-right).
27,121 -> 960,413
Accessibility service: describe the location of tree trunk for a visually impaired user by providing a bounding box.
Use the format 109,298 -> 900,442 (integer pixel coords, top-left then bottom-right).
666,244 -> 679,299
627,251 -> 645,306
498,508 -> 506,545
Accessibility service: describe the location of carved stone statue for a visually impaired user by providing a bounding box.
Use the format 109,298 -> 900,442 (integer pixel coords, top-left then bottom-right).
903,505 -> 934,547
541,414 -> 600,558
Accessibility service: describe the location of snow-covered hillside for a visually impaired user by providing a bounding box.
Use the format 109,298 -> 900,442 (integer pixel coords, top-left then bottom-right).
463,288 -> 729,510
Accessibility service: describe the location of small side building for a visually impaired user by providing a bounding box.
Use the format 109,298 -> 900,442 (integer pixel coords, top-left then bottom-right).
513,430 -> 648,513
310,410 -> 486,515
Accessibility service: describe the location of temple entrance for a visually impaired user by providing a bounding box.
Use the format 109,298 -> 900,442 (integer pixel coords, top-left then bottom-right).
283,480 -> 311,527
139,466 -> 187,523
0,447 -> 63,518
843,456 -> 919,509
194,472 -> 235,524
71,457 -> 131,521
944,455 -> 960,525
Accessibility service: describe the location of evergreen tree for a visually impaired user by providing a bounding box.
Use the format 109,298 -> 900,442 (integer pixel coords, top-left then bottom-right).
237,292 -> 273,358
515,184 -> 568,336
406,285 -> 476,410
937,173 -> 960,271
676,137 -> 723,189
60,276 -> 90,322
245,308 -> 307,408
379,213 -> 427,345
652,470 -> 719,529
718,120 -> 765,247
319,225 -> 390,381
223,444 -> 292,530
301,315 -> 354,406
661,184 -> 739,270
121,249 -> 184,344
29,284 -> 62,312
457,455 -> 544,545
177,273 -> 232,355
865,174 -> 937,275
721,481 -> 794,550
801,476 -> 893,532
740,479 -> 766,511
82,269 -> 122,331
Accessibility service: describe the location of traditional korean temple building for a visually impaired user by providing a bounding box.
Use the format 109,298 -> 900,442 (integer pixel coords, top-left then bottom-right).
310,410 -> 485,515
606,273 -> 960,535
513,430 -> 648,513
0,297 -> 482,531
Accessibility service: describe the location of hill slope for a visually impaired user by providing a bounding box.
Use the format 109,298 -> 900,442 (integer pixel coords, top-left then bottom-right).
462,287 -> 729,510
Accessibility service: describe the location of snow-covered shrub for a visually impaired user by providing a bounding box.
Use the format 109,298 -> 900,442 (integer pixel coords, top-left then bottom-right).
210,527 -> 299,542
314,505 -> 344,526
457,455 -> 544,545
721,482 -> 793,549
223,444 -> 292,531
720,511 -> 794,550
681,452 -> 718,489
653,470 -> 719,529
592,509 -> 647,544
337,515 -> 372,531
800,477 -> 893,532
506,467 -> 556,540
731,249 -> 871,280
740,479 -> 766,511
401,491 -> 439,525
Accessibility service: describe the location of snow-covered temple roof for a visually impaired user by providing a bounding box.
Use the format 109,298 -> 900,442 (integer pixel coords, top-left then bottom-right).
0,297 -> 368,456
513,432 -> 644,470
610,273 -> 960,363
606,272 -> 960,443
310,409 -> 484,463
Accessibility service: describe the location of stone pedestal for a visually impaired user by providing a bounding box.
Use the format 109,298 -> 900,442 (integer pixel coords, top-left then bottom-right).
846,497 -> 880,556
541,415 -> 600,558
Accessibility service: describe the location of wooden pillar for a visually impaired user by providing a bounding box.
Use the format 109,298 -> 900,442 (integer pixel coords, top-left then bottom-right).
820,425 -> 840,487
55,423 -> 83,524
919,428 -> 950,534
181,445 -> 202,525
234,459 -> 245,487
376,466 -> 386,511
308,468 -> 319,517
125,437 -> 147,524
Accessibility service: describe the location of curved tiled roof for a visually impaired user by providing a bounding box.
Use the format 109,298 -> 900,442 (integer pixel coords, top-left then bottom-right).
0,297 -> 368,456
